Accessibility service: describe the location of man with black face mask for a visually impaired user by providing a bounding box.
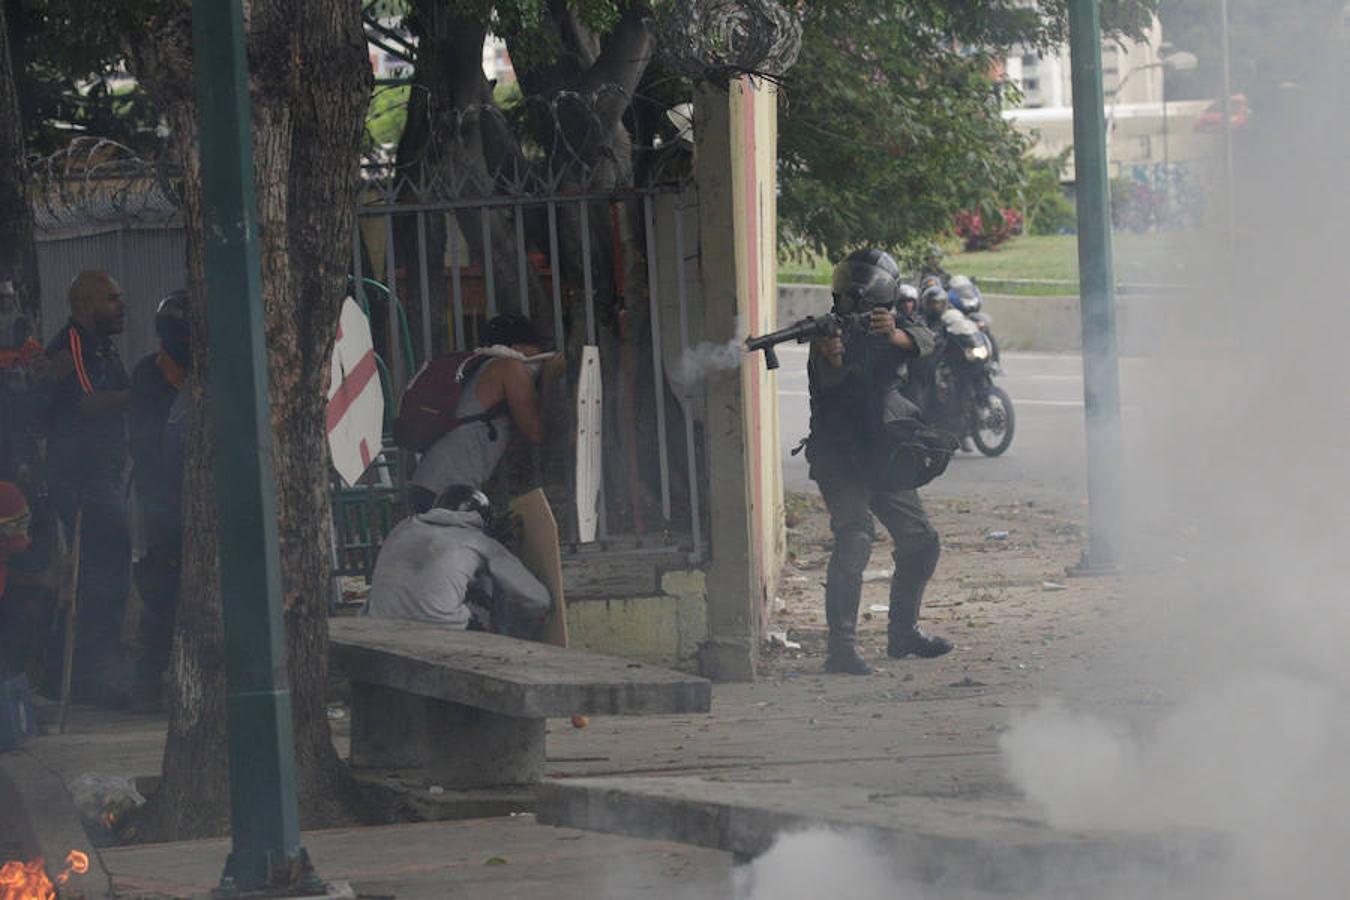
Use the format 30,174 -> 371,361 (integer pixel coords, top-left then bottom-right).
128,290 -> 189,707
806,249 -> 953,675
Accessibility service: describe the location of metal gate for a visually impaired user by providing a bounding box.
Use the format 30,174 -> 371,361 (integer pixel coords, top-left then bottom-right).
349,169 -> 708,567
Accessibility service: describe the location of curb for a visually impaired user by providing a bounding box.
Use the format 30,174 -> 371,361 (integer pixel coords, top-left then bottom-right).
0,749 -> 113,898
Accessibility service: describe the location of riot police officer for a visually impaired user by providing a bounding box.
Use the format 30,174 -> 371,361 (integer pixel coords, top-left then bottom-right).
806,249 -> 953,675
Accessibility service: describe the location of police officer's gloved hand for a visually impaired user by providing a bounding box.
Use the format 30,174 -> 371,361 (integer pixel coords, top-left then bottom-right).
868,308 -> 897,338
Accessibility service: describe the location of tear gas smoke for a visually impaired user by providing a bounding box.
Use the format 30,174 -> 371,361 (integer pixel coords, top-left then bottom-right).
998,19 -> 1350,900
744,11 -> 1350,900
672,321 -> 750,393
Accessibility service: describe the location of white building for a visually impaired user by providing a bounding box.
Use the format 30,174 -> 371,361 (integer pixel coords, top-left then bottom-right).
1000,14 -> 1225,180
1004,15 -> 1165,110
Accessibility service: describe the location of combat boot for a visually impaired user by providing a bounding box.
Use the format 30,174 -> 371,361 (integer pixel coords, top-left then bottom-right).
887,628 -> 953,659
824,641 -> 873,675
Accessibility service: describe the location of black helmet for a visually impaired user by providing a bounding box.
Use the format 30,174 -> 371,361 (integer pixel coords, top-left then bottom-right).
948,275 -> 981,314
435,484 -> 492,528
155,290 -> 190,366
918,274 -> 944,294
482,312 -> 547,350
921,284 -> 948,315
830,248 -> 901,314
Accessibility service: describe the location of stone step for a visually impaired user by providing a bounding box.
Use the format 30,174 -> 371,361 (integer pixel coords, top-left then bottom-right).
537,775 -> 1222,896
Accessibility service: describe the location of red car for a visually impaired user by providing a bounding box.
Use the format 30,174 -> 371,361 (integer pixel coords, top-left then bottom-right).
1196,94 -> 1249,131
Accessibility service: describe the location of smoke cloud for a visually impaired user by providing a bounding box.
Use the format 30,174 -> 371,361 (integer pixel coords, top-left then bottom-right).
997,18 -> 1350,899
745,11 -> 1350,900
672,319 -> 749,394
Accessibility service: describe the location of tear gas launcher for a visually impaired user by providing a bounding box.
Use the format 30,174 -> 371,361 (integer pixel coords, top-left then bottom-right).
744,300 -> 897,370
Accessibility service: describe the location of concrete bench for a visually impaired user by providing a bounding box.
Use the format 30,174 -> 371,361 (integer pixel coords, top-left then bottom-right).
329,618 -> 711,788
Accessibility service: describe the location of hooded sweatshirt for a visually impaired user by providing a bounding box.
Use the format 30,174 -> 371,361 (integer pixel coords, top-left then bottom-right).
365,508 -> 552,629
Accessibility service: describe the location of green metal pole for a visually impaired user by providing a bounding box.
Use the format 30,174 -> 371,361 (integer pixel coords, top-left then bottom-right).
189,0 -> 312,892
1068,0 -> 1124,574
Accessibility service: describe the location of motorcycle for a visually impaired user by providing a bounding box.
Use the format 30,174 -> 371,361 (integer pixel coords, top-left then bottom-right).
947,276 -> 1002,365
934,307 -> 1015,458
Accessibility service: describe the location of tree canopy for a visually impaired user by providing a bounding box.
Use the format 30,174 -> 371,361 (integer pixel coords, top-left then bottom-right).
777,0 -> 1158,259
353,0 -> 1160,260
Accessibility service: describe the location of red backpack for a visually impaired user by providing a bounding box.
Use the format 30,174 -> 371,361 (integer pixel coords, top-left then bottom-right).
392,351 -> 506,452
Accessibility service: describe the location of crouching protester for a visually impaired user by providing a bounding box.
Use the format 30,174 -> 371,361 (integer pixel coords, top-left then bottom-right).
805,249 -> 956,675
365,485 -> 552,637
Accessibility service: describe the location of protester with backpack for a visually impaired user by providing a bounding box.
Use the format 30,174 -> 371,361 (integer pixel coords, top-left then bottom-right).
398,314 -> 559,514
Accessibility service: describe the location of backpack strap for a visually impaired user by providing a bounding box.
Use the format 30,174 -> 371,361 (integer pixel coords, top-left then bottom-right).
454,353 -> 510,440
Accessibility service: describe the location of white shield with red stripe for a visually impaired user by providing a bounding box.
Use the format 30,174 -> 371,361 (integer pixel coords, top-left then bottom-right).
326,298 -> 385,487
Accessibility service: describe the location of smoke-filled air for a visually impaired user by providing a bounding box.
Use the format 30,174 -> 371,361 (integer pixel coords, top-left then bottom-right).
743,7 -> 1350,900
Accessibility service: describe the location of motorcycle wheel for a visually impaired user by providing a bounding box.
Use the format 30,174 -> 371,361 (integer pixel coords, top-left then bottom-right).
971,385 -> 1015,457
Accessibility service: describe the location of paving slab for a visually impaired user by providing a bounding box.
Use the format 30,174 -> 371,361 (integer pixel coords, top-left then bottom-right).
330,618 -> 711,717
538,775 -> 1221,896
102,816 -> 731,899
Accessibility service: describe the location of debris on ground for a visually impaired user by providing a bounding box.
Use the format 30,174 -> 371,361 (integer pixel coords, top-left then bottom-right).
70,773 -> 145,842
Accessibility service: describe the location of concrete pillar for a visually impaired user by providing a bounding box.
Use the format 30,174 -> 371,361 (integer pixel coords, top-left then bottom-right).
694,77 -> 784,682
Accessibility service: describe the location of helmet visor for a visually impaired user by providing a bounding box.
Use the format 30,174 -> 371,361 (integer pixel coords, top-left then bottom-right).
831,260 -> 897,314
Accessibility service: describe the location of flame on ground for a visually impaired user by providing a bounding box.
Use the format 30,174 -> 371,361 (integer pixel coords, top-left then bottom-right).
0,851 -> 90,900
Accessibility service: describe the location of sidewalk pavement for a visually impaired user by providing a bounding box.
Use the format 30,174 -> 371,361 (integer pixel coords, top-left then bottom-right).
12,493 -> 1128,897
103,816 -> 731,899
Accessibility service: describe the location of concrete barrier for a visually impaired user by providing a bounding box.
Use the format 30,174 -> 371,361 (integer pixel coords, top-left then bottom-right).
776,283 -> 1175,354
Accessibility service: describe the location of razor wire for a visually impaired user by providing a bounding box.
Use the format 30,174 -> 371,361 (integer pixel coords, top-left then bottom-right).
655,0 -> 801,81
361,88 -> 694,204
26,90 -> 694,226
28,137 -> 180,231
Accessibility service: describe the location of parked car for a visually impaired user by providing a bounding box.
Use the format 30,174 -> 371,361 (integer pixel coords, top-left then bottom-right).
1196,94 -> 1249,131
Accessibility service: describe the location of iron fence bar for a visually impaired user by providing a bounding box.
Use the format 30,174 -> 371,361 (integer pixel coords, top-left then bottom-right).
355,186 -> 683,216
514,206 -> 529,314
448,214 -> 465,350
481,209 -> 496,316
642,194 -> 672,521
579,200 -> 596,344
383,212 -> 402,391
673,196 -> 702,556
415,210 -> 431,367
546,201 -> 564,347
351,219 -> 366,309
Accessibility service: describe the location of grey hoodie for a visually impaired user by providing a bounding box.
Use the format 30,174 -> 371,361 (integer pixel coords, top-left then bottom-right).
366,508 -> 552,629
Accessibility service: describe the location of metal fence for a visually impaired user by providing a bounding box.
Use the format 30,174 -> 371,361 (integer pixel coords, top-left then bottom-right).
352,172 -> 707,565
28,105 -> 712,578
31,139 -> 185,364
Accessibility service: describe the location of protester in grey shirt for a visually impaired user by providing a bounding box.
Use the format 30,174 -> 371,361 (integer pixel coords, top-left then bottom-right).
366,485 -> 552,635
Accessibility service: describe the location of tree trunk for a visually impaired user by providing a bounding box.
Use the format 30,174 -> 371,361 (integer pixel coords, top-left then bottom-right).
124,0 -> 372,842
265,0 -> 373,827
0,0 -> 40,324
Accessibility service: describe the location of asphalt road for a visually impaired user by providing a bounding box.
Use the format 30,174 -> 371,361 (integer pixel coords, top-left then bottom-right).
775,347 -> 1127,505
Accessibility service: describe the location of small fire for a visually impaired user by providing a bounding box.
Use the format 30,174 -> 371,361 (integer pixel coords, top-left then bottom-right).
0,851 -> 90,900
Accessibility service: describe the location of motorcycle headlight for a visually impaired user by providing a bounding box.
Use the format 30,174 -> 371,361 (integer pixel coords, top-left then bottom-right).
965,344 -> 989,361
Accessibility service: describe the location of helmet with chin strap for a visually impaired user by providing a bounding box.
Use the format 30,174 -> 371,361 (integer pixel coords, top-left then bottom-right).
830,248 -> 901,315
